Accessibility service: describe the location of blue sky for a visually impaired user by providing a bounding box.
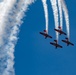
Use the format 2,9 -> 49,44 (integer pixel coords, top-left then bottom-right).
15,0 -> 76,75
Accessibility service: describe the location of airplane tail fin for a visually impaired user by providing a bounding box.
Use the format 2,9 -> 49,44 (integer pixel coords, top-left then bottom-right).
65,37 -> 68,40
44,30 -> 47,34
65,37 -> 68,41
58,26 -> 62,30
54,40 -> 57,43
44,30 -> 47,32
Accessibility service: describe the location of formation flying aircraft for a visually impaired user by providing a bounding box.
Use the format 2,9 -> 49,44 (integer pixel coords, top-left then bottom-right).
39,28 -> 74,49
50,40 -> 63,49
54,26 -> 67,35
39,30 -> 52,39
62,38 -> 74,46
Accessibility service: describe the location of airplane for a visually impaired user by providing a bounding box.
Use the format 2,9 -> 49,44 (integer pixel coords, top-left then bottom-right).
50,40 -> 63,49
62,38 -> 74,46
54,26 -> 67,35
39,30 -> 52,39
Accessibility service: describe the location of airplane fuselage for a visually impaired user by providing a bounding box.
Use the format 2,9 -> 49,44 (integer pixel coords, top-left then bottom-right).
62,40 -> 74,46
50,42 -> 62,48
54,29 -> 66,35
40,32 -> 52,39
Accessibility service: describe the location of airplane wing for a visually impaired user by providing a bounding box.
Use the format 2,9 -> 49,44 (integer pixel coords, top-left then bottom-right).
61,31 -> 67,35
50,42 -> 62,48
50,42 -> 55,46
47,34 -> 52,38
69,42 -> 74,46
62,40 -> 74,46
40,32 -> 46,36
57,44 -> 63,48
40,32 -> 52,38
54,29 -> 59,32
62,40 -> 69,46
54,29 -> 67,35
62,40 -> 67,43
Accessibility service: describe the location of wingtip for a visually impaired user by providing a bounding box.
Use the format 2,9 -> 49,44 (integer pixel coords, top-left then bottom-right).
72,44 -> 74,46
50,42 -> 52,44
39,31 -> 41,33
61,46 -> 63,48
65,33 -> 67,35
62,40 -> 63,41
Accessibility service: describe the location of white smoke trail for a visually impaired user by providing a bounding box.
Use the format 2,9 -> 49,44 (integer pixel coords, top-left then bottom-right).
61,0 -> 70,38
50,0 -> 59,41
58,0 -> 63,29
42,0 -> 49,33
0,0 -> 34,75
